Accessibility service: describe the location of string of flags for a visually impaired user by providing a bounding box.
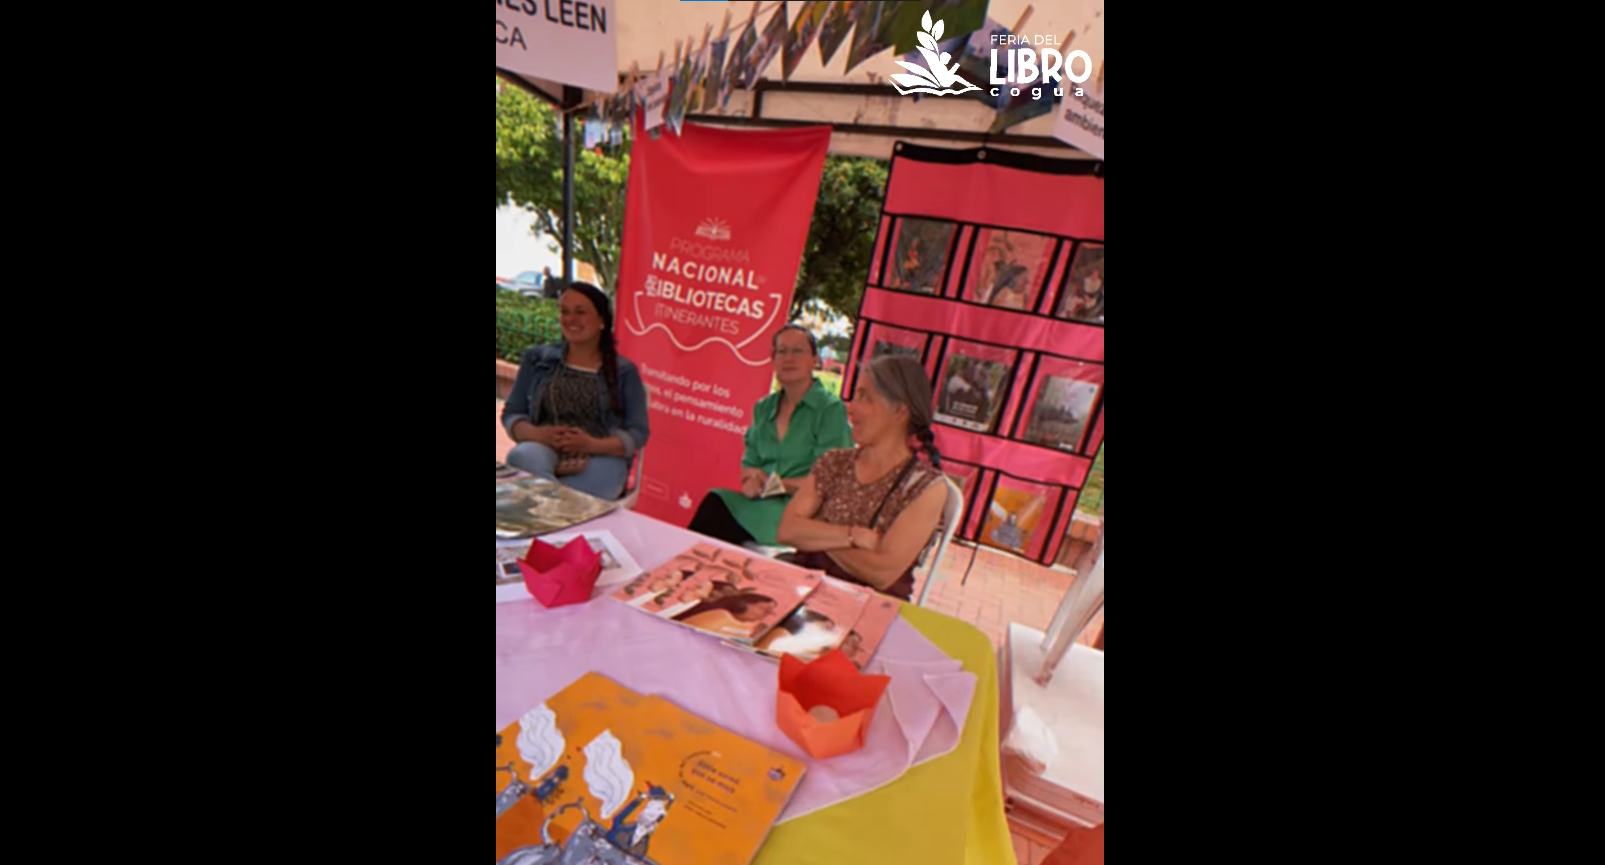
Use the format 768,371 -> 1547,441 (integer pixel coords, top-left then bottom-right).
567,1 -> 1074,145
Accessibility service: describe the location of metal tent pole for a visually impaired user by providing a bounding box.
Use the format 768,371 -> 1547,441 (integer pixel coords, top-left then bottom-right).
1035,528 -> 1104,686
562,85 -> 581,283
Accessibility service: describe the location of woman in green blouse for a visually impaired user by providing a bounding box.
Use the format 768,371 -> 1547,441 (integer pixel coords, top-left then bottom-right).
687,325 -> 855,546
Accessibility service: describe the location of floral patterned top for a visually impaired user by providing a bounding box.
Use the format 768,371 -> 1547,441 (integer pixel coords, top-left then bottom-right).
800,447 -> 943,600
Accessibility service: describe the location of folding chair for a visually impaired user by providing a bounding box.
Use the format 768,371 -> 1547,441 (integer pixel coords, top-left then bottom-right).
618,450 -> 644,510
915,476 -> 966,607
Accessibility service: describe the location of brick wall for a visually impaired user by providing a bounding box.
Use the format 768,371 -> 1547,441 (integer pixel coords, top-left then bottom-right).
1057,516 -> 1103,568
496,359 -> 519,401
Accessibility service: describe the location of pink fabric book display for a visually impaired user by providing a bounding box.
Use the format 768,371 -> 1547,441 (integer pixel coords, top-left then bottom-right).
843,144 -> 1104,567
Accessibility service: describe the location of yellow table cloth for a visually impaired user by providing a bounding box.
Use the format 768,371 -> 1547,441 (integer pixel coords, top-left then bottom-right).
755,604 -> 1013,865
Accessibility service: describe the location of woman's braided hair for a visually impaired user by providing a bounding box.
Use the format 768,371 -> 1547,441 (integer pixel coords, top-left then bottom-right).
868,355 -> 943,469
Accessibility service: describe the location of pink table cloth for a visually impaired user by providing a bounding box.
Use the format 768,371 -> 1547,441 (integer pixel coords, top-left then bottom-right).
495,508 -> 977,822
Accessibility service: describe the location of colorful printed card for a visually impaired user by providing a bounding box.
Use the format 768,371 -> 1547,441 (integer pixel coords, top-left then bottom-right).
840,593 -> 902,670
611,543 -> 822,645
967,229 -> 1055,311
727,581 -> 903,671
883,217 -> 957,294
496,474 -> 618,538
1055,242 -> 1105,324
981,478 -> 1061,559
1022,372 -> 1102,454
748,576 -> 872,663
934,342 -> 1015,433
865,322 -> 928,364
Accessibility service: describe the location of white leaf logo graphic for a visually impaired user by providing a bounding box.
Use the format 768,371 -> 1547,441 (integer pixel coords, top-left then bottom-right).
889,9 -> 980,97
894,60 -> 941,87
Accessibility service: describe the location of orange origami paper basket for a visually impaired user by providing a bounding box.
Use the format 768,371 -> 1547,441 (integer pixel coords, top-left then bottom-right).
517,537 -> 602,608
775,649 -> 891,759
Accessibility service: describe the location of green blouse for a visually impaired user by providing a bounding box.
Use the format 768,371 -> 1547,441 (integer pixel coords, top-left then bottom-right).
712,378 -> 855,544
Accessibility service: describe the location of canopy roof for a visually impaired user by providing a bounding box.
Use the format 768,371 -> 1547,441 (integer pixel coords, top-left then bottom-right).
498,0 -> 1105,160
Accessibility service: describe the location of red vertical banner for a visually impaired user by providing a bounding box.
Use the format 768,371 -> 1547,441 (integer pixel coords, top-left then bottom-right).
614,119 -> 831,526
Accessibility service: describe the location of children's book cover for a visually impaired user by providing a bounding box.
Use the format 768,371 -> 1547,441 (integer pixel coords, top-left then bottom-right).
495,672 -> 806,865
611,543 -> 821,644
748,576 -> 872,663
840,594 -> 901,670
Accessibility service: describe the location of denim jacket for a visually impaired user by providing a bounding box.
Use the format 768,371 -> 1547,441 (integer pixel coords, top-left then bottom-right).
500,344 -> 651,460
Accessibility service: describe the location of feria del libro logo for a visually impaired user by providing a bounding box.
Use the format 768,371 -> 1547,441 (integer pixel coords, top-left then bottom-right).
891,9 -> 1094,99
891,10 -> 981,96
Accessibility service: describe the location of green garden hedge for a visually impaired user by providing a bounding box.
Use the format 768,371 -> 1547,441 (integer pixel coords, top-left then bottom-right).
496,289 -> 561,363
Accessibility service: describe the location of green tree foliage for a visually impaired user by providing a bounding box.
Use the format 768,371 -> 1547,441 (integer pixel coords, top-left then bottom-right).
1077,444 -> 1104,517
496,79 -> 629,290
792,156 -> 888,320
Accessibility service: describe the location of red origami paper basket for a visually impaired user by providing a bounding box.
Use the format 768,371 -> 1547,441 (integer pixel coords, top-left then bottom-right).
516,538 -> 602,608
775,649 -> 891,759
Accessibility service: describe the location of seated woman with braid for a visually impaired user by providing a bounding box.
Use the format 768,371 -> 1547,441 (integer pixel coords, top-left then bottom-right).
775,356 -> 948,601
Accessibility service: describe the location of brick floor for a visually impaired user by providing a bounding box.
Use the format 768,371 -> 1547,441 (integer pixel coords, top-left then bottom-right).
499,398 -> 1104,653
1011,832 -> 1031,864
911,542 -> 1103,653
1010,816 -> 1072,864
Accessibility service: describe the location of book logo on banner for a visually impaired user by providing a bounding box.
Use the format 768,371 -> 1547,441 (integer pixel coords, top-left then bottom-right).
695,218 -> 732,242
889,11 -> 982,96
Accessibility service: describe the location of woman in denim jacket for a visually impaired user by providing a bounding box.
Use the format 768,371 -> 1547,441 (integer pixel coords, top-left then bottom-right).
501,282 -> 650,500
